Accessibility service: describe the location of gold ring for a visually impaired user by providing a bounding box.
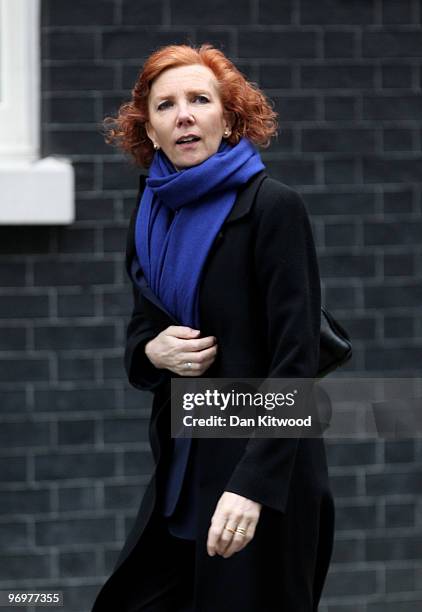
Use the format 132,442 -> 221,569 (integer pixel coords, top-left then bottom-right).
224,526 -> 236,534
235,527 -> 247,536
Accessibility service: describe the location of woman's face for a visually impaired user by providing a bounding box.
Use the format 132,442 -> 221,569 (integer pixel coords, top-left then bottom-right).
145,64 -> 232,170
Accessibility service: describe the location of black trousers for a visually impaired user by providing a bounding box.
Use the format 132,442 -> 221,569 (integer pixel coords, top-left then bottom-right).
124,511 -> 196,612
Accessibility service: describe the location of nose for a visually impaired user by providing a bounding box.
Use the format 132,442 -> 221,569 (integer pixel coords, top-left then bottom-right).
176,102 -> 195,126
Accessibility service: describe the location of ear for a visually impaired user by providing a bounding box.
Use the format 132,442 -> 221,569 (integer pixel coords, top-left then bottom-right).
223,111 -> 235,134
145,121 -> 157,145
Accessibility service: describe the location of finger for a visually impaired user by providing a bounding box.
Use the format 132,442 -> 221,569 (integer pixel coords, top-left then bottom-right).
215,519 -> 237,556
178,361 -> 201,376
222,522 -> 253,558
222,533 -> 248,558
207,516 -> 227,557
177,349 -> 217,376
182,336 -> 217,352
181,362 -> 212,378
217,518 -> 248,556
179,345 -> 217,365
167,326 -> 201,339
197,359 -> 217,375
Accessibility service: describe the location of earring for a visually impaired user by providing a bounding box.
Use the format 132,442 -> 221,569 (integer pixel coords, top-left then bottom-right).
153,143 -> 160,150
224,129 -> 231,137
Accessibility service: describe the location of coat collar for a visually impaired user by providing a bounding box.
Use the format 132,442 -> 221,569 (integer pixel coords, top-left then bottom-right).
224,169 -> 267,224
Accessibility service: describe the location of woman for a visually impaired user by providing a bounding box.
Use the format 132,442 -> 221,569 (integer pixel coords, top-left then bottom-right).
92,43 -> 335,612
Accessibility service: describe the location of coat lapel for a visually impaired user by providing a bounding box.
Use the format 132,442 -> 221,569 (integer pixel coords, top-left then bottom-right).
224,169 -> 267,224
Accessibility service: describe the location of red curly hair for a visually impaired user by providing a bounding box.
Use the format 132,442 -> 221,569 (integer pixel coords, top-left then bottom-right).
103,43 -> 278,168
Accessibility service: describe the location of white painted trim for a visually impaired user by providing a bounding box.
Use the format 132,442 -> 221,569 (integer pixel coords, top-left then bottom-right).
0,0 -> 40,161
0,0 -> 75,224
0,157 -> 75,224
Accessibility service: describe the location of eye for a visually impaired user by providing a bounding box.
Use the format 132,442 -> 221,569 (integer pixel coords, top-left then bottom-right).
157,100 -> 172,111
193,95 -> 209,104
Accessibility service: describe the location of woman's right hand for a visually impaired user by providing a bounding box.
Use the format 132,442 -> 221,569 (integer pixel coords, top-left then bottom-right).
144,326 -> 218,376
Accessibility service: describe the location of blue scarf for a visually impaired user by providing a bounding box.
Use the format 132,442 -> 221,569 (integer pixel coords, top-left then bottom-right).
134,137 -> 265,327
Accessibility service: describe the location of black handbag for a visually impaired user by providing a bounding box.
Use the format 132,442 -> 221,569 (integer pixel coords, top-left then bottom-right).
318,306 -> 352,377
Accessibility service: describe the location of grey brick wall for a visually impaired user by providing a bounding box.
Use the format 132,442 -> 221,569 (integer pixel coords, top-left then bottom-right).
0,1 -> 421,610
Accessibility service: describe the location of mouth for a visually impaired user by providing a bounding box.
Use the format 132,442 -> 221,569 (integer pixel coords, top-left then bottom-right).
175,135 -> 201,147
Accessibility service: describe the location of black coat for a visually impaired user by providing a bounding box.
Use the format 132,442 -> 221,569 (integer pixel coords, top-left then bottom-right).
92,170 -> 335,612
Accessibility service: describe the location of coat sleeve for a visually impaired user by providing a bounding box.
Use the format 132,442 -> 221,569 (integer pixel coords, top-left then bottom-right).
123,188 -> 169,392
124,282 -> 169,391
224,181 -> 321,513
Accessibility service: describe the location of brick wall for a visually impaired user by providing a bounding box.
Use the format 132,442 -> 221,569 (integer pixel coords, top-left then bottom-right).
0,1 -> 420,610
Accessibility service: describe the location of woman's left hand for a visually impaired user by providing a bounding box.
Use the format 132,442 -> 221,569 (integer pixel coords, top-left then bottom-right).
207,491 -> 262,558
